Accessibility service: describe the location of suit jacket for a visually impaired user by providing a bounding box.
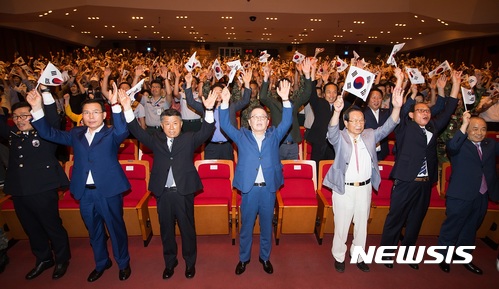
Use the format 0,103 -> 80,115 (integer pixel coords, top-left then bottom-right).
306,82 -> 334,145
259,77 -> 312,143
446,130 -> 499,201
390,97 -> 458,183
127,116 -> 215,196
220,103 -> 293,193
0,103 -> 69,196
363,107 -> 391,160
31,111 -> 130,200
323,116 -> 398,195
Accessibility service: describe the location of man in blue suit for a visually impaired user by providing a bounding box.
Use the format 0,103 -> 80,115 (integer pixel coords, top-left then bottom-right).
437,113 -> 499,274
220,76 -> 295,275
27,84 -> 132,282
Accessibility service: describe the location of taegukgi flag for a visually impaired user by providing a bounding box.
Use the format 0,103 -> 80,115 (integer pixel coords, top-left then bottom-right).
405,67 -> 425,84
211,59 -> 224,80
344,66 -> 375,101
387,43 -> 405,66
292,51 -> 305,63
38,62 -> 64,86
428,60 -> 451,78
334,56 -> 348,73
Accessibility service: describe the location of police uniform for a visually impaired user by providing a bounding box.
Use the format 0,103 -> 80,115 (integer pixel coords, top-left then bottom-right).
0,103 -> 70,267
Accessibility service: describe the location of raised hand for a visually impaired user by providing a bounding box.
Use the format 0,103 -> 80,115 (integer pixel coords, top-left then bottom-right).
262,64 -> 271,82
118,89 -> 132,111
204,88 -> 219,109
391,86 -> 404,108
104,67 -> 112,78
451,70 -> 462,85
185,72 -> 193,88
220,87 -> 231,104
436,74 -> 447,89
277,79 -> 291,101
333,93 -> 344,112
108,82 -> 119,104
242,68 -> 252,87
26,90 -> 43,111
461,111 -> 471,127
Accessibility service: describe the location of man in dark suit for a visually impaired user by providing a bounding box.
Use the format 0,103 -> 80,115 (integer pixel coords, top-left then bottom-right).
0,89 -> 70,280
306,81 -> 337,167
259,59 -> 312,160
220,80 -> 292,275
437,113 -> 499,274
28,84 -> 132,282
363,87 -> 391,160
380,71 -> 462,270
119,81 -> 216,279
185,70 -> 251,160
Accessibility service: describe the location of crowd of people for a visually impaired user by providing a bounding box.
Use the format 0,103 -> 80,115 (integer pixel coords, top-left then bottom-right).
0,46 -> 498,281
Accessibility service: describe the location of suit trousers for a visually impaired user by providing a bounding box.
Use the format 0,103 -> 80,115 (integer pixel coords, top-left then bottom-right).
157,187 -> 197,268
239,186 -> 276,262
332,184 -> 372,263
204,142 -> 234,161
380,180 -> 432,249
12,189 -> 70,265
79,188 -> 130,271
437,193 -> 488,253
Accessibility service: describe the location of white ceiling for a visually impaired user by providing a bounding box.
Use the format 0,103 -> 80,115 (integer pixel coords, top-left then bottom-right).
1,0 -> 498,50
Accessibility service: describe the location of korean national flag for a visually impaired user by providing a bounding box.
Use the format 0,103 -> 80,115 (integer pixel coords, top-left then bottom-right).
37,62 -> 64,86
405,67 -> 425,84
461,87 -> 476,105
344,66 -> 375,101
211,59 -> 224,80
292,51 -> 305,63
334,56 -> 348,73
428,60 -> 451,78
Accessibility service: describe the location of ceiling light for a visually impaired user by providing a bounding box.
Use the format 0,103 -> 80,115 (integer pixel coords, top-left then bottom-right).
73,9 -> 77,12
65,13 -> 69,16
421,19 -> 425,23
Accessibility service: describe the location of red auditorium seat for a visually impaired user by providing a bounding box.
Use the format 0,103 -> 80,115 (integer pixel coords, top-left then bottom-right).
275,160 -> 317,245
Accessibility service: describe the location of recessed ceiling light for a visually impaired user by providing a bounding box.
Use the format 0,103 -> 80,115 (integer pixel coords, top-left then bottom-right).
65,13 -> 69,16
414,15 -> 418,18
421,19 -> 425,23
73,9 -> 77,12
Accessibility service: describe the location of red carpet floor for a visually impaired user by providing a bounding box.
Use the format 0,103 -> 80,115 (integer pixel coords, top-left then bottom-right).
0,234 -> 498,289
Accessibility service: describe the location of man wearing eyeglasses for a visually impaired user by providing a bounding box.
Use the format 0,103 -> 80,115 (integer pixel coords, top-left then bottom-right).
324,85 -> 403,273
220,79 -> 292,276
380,71 -> 462,270
0,89 -> 70,280
27,84 -> 132,282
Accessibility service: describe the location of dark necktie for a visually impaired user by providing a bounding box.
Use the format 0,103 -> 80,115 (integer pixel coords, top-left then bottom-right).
475,143 -> 488,194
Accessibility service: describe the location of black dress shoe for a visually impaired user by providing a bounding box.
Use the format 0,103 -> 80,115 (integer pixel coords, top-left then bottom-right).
439,262 -> 450,273
185,265 -> 195,279
87,260 -> 112,282
408,263 -> 419,270
334,260 -> 345,273
259,257 -> 273,274
25,259 -> 54,280
52,261 -> 70,279
381,257 -> 393,268
463,262 -> 483,275
119,265 -> 131,281
356,261 -> 370,272
235,260 -> 250,275
162,260 -> 178,279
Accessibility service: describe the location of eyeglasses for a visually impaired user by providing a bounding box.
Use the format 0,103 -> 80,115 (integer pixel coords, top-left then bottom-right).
82,111 -> 104,116
414,108 -> 431,114
250,115 -> 268,120
12,114 -> 31,120
348,119 -> 365,124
